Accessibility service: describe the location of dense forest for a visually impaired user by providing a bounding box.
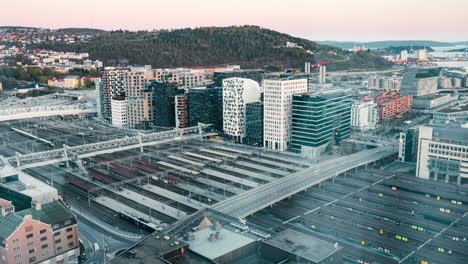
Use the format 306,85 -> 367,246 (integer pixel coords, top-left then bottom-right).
30,26 -> 392,70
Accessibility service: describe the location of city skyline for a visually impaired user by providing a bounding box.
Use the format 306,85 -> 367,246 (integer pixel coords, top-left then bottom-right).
1,0 -> 468,42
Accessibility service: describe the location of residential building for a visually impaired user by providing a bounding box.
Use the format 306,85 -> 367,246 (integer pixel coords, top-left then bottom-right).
145,68 -> 205,89
367,76 -> 401,92
400,68 -> 439,96
175,94 -> 189,128
245,102 -> 264,146
351,100 -> 378,131
365,92 -> 412,122
99,67 -> 129,121
0,200 -> 80,264
148,81 -> 181,127
188,87 -> 223,131
63,76 -> 80,88
111,97 -> 128,128
125,68 -> 152,129
290,90 -> 352,157
414,126 -> 468,185
432,105 -> 468,126
263,78 -> 308,151
222,78 -> 261,142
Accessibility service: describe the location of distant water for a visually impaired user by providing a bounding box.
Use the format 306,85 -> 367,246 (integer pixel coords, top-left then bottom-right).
428,45 -> 468,69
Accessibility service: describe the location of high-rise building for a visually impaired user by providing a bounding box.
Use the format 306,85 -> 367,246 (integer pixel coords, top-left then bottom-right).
263,78 -> 308,151
125,65 -> 153,128
188,87 -> 223,131
148,81 -> 181,127
400,68 -> 439,96
111,97 -> 128,128
175,94 -> 190,128
99,67 -> 129,121
290,90 -> 352,157
222,78 -> 261,142
412,126 -> 468,185
280,73 -> 314,92
398,127 -> 419,163
351,100 -> 378,131
0,200 -> 80,264
245,102 -> 264,146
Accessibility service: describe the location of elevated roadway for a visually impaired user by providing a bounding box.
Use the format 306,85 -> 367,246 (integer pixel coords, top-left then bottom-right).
212,146 -> 397,218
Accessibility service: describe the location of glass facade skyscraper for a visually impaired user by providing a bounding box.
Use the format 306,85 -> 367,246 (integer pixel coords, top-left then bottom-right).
290,90 -> 352,157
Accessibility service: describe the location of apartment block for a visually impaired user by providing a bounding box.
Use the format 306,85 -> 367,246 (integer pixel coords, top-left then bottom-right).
0,200 -> 79,264
367,76 -> 401,92
351,100 -> 378,131
366,92 -> 412,122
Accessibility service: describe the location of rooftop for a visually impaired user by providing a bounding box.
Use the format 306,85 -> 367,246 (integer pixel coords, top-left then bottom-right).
110,232 -> 188,264
184,223 -> 256,260
263,229 -> 343,263
436,105 -> 468,113
0,200 -> 75,241
0,157 -> 58,201
433,126 -> 468,143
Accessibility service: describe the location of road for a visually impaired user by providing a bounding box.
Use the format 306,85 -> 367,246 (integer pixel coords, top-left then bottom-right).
213,146 -> 397,217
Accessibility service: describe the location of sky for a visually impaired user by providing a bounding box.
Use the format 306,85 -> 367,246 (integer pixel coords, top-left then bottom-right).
1,0 -> 467,42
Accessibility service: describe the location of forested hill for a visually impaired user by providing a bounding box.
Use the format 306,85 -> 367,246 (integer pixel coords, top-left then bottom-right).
30,25 -> 392,70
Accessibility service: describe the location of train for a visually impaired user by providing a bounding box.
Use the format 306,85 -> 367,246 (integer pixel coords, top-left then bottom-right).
118,211 -> 161,232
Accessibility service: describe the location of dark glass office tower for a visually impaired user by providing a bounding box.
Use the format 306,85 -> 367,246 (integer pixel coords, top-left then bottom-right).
291,91 -> 352,157
188,87 -> 223,131
148,80 -> 181,127
245,102 -> 264,146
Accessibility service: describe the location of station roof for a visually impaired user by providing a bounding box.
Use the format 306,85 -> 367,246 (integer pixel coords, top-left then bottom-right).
263,229 -> 343,263
110,231 -> 188,264
184,224 -> 256,260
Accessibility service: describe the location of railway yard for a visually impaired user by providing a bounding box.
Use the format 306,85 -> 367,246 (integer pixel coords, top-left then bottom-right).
0,115 -> 313,233
248,169 -> 468,264
0,115 -> 467,264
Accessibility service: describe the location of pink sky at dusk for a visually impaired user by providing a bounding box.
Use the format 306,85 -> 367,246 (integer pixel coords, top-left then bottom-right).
1,0 -> 467,41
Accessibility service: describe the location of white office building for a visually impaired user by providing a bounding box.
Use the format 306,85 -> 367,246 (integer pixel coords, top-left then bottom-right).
222,78 -> 261,142
263,78 -> 308,151
111,98 -> 128,128
351,100 -> 378,131
415,126 -> 468,185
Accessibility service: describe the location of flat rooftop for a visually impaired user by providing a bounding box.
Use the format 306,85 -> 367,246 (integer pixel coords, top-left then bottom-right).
263,228 -> 343,263
437,105 -> 468,113
184,225 -> 255,260
0,157 -> 57,200
110,232 -> 188,264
